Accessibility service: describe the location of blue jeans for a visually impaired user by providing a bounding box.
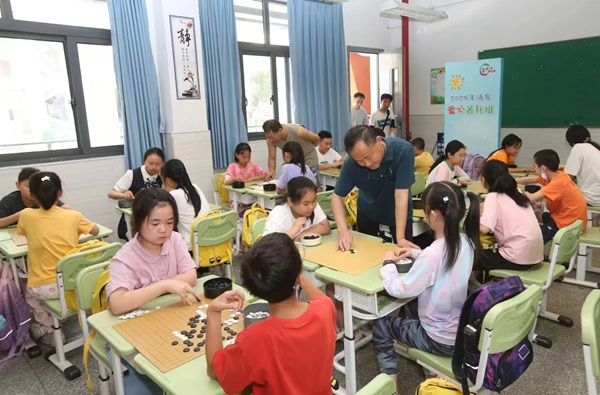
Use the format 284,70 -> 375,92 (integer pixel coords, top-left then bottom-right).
372,300 -> 454,375
105,343 -> 163,395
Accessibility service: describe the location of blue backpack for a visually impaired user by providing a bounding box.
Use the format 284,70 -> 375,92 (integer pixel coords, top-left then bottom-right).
0,263 -> 32,368
452,276 -> 533,393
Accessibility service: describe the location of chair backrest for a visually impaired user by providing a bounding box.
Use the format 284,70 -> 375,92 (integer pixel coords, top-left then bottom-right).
355,373 -> 396,395
581,289 -> 600,379
316,190 -> 333,217
344,189 -> 358,225
251,217 -> 267,243
482,284 -> 542,354
548,219 -> 583,264
192,210 -> 238,248
410,172 -> 426,196
56,242 -> 122,292
75,262 -> 110,312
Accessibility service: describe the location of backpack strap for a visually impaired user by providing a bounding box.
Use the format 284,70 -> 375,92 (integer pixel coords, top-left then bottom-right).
452,288 -> 482,395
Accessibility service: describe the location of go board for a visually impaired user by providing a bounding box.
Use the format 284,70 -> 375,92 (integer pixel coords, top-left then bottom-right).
304,237 -> 398,275
114,299 -> 247,372
322,167 -> 341,176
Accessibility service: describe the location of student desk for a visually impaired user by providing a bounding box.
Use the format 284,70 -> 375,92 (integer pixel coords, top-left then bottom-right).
563,227 -> 600,289
466,180 -> 488,195
315,264 -> 412,395
87,275 -> 256,395
0,224 -> 113,291
320,167 -> 341,189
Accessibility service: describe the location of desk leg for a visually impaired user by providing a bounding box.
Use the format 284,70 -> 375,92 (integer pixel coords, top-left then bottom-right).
562,244 -> 599,289
233,192 -> 240,254
111,347 -> 125,395
320,174 -> 326,190
341,286 -> 357,394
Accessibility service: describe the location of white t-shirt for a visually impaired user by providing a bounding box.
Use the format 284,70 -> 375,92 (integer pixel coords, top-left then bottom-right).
317,148 -> 342,166
263,203 -> 328,239
369,109 -> 396,137
170,184 -> 210,250
351,107 -> 368,127
564,143 -> 600,206
426,161 -> 469,187
113,165 -> 159,193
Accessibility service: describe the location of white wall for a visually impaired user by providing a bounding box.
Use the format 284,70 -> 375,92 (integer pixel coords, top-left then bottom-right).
408,0 -> 600,162
343,0 -> 398,50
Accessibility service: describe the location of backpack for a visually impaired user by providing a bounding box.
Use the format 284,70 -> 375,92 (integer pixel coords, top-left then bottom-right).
415,378 -> 474,395
63,240 -> 109,311
217,173 -> 229,204
191,210 -> 234,267
0,262 -> 32,368
242,202 -> 268,247
83,266 -> 110,389
452,276 -> 533,393
462,154 -> 485,181
344,189 -> 358,227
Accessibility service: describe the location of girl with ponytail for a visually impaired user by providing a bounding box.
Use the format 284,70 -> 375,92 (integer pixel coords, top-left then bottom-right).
162,159 -> 210,250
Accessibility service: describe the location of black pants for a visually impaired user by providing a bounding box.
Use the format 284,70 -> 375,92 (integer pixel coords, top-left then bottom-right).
356,211 -> 413,243
476,248 -> 535,283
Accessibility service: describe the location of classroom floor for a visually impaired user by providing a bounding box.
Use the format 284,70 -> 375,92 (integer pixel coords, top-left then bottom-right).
2,249 -> 600,395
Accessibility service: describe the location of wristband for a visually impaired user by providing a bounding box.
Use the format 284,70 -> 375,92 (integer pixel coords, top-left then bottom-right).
383,260 -> 397,267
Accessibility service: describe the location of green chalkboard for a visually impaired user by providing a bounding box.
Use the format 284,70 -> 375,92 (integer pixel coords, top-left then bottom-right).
479,37 -> 600,127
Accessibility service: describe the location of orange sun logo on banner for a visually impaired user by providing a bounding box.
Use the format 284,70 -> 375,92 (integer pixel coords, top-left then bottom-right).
449,75 -> 464,90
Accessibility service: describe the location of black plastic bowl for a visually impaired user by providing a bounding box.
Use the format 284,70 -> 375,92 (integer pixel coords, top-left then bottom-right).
524,185 -> 541,194
395,258 -> 414,273
203,278 -> 233,299
263,183 -> 276,192
118,199 -> 133,208
232,181 -> 245,189
243,303 -> 270,327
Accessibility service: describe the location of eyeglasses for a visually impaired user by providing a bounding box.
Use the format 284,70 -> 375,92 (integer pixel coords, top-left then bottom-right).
367,162 -> 393,182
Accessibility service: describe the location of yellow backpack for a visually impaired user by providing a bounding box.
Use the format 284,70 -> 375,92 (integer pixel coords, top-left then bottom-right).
83,266 -> 110,389
190,210 -> 233,268
63,240 -> 109,311
344,189 -> 358,227
242,202 -> 268,247
415,378 -> 475,395
217,173 -> 229,204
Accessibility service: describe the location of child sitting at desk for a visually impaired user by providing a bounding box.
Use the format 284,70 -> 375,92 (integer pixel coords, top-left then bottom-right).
564,125 -> 600,207
263,177 -> 331,240
276,141 -> 317,193
206,233 -> 336,394
412,137 -> 434,178
106,188 -> 200,395
317,130 -> 344,171
224,143 -> 267,185
486,133 -> 531,173
426,140 -> 472,187
516,149 -> 587,244
17,172 -> 99,343
0,167 -> 70,228
372,181 -> 480,391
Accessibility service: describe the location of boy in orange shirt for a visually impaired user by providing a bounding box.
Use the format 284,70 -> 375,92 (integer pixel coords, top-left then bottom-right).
517,149 -> 587,244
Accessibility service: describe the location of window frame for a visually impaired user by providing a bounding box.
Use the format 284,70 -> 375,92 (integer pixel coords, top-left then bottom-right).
0,0 -> 122,167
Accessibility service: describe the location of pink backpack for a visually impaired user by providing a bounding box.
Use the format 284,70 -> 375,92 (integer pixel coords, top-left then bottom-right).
463,153 -> 486,180
0,263 -> 32,368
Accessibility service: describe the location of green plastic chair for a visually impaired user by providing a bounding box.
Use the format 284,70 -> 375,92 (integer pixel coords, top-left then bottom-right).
251,217 -> 267,243
410,172 -> 426,197
211,173 -> 232,211
75,262 -> 111,395
582,289 -> 600,395
355,373 -> 396,394
40,242 -> 122,380
489,219 -> 583,348
409,284 -> 543,393
191,210 -> 238,279
316,190 -> 337,230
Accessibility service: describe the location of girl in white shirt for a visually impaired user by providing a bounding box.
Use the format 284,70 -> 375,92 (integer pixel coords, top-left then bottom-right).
564,125 -> 600,206
372,181 -> 480,391
162,159 -> 210,250
264,177 -> 330,240
426,140 -> 472,187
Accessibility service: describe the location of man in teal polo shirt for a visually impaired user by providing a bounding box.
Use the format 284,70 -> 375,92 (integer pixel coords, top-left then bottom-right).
332,126 -> 418,251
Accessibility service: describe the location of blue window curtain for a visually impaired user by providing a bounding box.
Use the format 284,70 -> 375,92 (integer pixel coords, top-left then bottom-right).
198,0 -> 247,169
288,0 -> 350,151
107,0 -> 165,169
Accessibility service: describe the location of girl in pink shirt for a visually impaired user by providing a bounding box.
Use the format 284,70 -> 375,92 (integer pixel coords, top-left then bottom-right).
477,160 -> 543,277
224,143 -> 267,185
426,140 -> 472,187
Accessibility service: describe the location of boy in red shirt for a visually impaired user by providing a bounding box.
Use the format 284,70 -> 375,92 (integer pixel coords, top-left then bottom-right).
517,149 -> 587,244
206,233 -> 337,394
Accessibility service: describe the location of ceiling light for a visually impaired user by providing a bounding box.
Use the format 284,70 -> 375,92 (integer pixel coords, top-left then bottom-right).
380,0 -> 448,22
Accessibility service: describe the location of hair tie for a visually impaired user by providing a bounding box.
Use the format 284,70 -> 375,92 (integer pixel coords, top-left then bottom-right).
442,196 -> 449,203
41,176 -> 50,182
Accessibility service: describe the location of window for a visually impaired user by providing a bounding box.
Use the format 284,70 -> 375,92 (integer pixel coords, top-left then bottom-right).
0,0 -> 121,165
234,0 -> 291,140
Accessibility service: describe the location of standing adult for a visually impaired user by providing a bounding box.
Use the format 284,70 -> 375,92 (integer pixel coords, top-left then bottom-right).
263,120 -> 320,180
351,92 -> 369,127
369,93 -> 397,137
332,126 -> 417,250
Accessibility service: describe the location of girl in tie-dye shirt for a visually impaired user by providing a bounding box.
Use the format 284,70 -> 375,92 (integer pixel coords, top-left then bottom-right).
372,181 -> 481,390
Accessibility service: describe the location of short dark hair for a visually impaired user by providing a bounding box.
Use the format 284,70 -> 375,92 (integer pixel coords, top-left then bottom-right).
318,130 -> 332,140
262,119 -> 282,134
234,143 -> 252,162
533,149 -> 560,172
143,147 -> 165,162
353,92 -> 365,99
29,172 -> 62,210
380,93 -> 393,102
411,137 -> 425,150
18,167 -> 40,183
131,188 -> 179,237
241,233 -> 302,303
344,125 -> 377,153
